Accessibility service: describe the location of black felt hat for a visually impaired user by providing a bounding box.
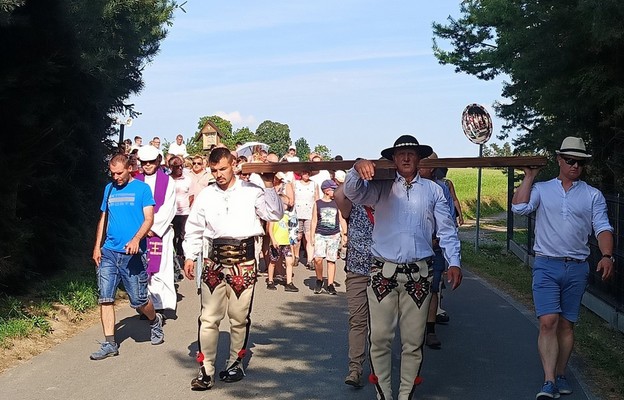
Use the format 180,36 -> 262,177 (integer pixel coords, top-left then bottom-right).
380,135 -> 433,160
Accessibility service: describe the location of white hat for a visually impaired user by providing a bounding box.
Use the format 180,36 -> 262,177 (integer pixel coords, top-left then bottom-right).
137,145 -> 160,161
334,170 -> 346,183
288,144 -> 296,151
555,137 -> 591,159
275,172 -> 287,181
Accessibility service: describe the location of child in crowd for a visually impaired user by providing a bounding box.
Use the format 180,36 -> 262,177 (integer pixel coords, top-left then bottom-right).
266,193 -> 299,292
310,180 -> 347,295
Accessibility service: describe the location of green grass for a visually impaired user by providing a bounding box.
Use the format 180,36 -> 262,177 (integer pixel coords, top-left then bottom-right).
447,168 -> 509,219
0,265 -> 98,348
0,295 -> 52,347
461,240 -> 624,398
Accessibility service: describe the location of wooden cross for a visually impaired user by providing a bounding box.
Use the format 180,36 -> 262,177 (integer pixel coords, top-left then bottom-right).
241,156 -> 547,179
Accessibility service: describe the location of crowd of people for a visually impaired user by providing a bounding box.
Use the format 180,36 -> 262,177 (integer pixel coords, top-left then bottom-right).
91,133 -> 612,400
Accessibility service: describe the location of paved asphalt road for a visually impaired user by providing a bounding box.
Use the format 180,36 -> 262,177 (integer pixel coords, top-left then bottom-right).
0,260 -> 597,400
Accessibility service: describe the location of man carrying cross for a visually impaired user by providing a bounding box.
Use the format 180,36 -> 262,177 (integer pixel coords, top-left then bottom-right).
343,134 -> 462,400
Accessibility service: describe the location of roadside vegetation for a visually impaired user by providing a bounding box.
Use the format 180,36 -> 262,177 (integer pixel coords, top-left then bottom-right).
0,265 -> 98,348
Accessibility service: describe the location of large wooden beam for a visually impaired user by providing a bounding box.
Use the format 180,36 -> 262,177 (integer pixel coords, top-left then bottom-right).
241,156 -> 548,176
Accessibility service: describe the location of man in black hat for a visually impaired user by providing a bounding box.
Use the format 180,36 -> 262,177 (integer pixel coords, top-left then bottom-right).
512,136 -> 614,399
343,134 -> 462,400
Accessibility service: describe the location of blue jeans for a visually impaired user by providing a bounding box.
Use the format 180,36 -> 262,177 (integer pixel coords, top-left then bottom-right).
98,248 -> 149,308
532,256 -> 589,322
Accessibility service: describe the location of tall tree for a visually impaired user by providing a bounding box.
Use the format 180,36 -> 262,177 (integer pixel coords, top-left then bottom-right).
432,0 -> 624,191
228,127 -> 256,150
255,120 -> 291,157
294,137 -> 311,161
313,144 -> 332,160
0,0 -> 178,291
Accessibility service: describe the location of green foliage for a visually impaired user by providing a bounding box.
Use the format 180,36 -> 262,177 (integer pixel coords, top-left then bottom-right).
447,168 -> 508,219
0,1 -> 178,292
432,0 -> 624,191
228,127 -> 257,150
0,295 -> 52,348
54,281 -> 98,313
313,144 -> 332,160
255,120 -> 292,156
482,142 -> 513,157
294,137 -> 311,161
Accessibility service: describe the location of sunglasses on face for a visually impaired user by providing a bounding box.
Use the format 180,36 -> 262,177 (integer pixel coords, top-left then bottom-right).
561,157 -> 587,167
140,160 -> 158,165
170,164 -> 183,169
192,162 -> 203,166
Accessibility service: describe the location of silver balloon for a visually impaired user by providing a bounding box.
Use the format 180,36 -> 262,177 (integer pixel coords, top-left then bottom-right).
461,104 -> 493,145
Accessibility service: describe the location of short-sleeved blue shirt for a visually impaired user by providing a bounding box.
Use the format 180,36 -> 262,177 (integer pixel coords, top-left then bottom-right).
100,179 -> 155,252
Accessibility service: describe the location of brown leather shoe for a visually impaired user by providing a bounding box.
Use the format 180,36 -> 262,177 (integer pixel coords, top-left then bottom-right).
344,370 -> 362,387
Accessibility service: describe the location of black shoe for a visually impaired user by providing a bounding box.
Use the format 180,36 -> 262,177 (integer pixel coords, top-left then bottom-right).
326,284 -> 337,295
436,312 -> 450,324
191,368 -> 214,391
219,366 -> 245,383
266,281 -> 277,290
284,282 -> 299,292
314,279 -> 323,294
426,333 -> 442,349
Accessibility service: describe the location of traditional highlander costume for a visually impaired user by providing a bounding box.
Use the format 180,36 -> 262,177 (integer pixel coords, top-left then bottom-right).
343,135 -> 461,400
183,176 -> 283,387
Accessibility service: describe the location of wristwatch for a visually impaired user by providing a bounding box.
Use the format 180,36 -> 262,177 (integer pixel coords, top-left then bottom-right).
602,254 -> 616,263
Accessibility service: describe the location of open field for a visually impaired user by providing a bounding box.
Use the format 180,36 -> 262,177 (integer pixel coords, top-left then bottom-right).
447,167 -> 510,219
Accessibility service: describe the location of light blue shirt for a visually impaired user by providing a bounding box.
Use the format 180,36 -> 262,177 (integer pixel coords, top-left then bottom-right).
343,169 -> 461,266
511,178 -> 612,259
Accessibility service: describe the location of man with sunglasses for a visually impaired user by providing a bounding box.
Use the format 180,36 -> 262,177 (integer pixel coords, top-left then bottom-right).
512,136 -> 614,400
189,155 -> 213,197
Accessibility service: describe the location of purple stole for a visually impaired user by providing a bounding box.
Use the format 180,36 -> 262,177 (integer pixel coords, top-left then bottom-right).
136,169 -> 170,275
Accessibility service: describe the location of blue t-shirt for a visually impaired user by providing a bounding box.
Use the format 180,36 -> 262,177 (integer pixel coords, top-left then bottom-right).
100,179 -> 155,252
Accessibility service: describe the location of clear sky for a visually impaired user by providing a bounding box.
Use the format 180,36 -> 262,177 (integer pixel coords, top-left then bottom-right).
127,1 -> 512,159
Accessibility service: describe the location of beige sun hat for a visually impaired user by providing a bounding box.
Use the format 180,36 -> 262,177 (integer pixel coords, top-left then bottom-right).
555,137 -> 592,159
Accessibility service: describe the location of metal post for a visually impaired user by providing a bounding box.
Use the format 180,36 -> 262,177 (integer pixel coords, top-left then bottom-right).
475,144 -> 483,252
118,123 -> 125,152
506,166 -> 514,252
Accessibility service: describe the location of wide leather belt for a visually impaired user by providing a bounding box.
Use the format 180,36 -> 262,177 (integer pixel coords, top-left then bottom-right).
210,237 -> 255,266
373,257 -> 433,278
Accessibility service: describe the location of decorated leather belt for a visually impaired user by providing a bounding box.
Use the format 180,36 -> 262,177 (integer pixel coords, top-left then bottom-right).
210,237 -> 255,266
373,257 -> 433,277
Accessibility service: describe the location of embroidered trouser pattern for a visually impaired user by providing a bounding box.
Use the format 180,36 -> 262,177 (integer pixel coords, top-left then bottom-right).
198,260 -> 257,378
367,266 -> 432,400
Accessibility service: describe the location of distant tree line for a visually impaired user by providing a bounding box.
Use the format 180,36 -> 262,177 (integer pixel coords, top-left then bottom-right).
185,115 -> 332,161
0,1 -> 179,292
433,0 -> 624,192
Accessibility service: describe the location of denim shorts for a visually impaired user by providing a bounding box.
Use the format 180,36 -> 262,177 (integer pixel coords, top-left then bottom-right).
97,247 -> 149,309
532,256 -> 589,322
431,248 -> 446,293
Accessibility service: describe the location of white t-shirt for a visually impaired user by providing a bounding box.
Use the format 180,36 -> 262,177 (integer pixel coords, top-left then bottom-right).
173,175 -> 193,215
168,142 -> 188,157
310,170 -> 331,188
293,180 -> 318,220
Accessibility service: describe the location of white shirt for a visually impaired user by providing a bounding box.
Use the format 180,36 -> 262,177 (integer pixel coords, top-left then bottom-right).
168,142 -> 188,157
343,169 -> 461,266
293,180 -> 318,220
183,178 -> 284,260
512,178 -> 612,259
172,175 -> 193,215
310,170 -> 331,187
